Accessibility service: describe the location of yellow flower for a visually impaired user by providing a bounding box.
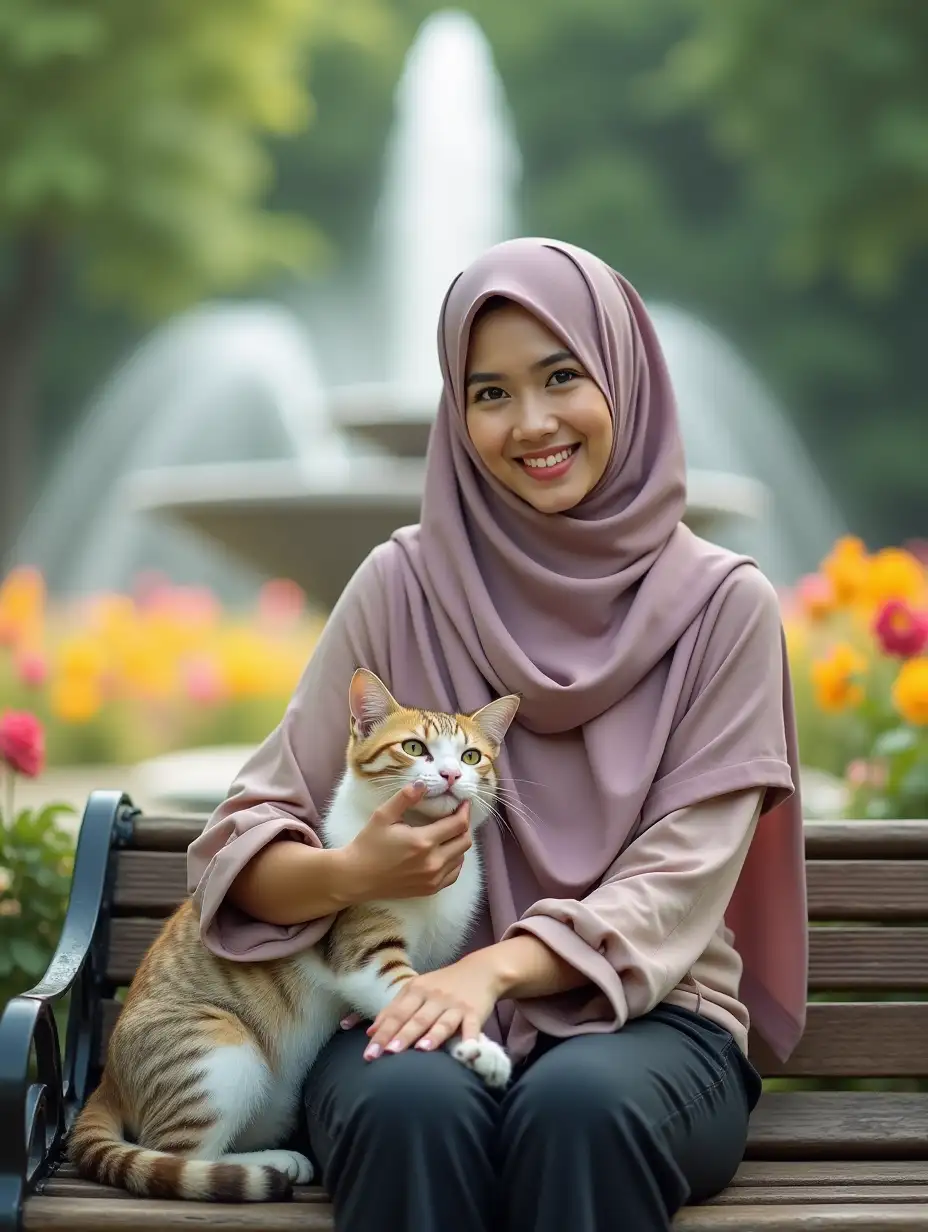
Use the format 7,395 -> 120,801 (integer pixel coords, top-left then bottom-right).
820,536 -> 871,607
865,548 -> 927,609
892,658 -> 928,726
0,866 -> 13,895
57,634 -> 107,681
51,675 -> 103,723
811,643 -> 868,712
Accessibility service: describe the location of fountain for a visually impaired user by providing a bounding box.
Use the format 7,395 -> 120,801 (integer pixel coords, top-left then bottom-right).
15,8 -> 843,613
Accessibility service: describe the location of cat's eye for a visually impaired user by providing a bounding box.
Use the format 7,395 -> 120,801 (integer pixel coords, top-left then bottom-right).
401,739 -> 426,757
461,748 -> 481,766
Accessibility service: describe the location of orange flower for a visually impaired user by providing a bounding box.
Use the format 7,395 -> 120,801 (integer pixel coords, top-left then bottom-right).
865,548 -> 927,609
811,643 -> 868,712
0,566 -> 45,648
820,537 -> 870,607
892,658 -> 928,726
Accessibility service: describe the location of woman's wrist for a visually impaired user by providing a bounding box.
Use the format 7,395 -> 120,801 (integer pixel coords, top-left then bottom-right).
479,934 -> 587,1001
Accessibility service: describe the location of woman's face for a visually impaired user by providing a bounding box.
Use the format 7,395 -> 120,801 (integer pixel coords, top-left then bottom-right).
464,301 -> 613,514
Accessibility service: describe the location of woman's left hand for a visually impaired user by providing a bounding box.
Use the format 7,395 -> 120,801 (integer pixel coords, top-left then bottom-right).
363,951 -> 503,1060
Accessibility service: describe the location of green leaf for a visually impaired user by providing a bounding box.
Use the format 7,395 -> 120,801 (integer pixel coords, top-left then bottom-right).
9,937 -> 48,976
872,727 -> 919,757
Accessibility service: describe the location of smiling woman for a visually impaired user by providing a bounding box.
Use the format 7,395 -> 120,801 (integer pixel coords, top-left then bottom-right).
465,297 -> 614,513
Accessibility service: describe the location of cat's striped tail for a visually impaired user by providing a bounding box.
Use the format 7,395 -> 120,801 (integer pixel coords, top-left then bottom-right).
69,1085 -> 293,1202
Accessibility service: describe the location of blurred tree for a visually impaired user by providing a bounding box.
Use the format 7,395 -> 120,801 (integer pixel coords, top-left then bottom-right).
660,0 -> 928,294
0,0 -> 326,564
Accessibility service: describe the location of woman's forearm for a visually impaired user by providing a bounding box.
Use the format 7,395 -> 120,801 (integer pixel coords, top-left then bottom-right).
227,839 -> 358,926
483,934 -> 588,1000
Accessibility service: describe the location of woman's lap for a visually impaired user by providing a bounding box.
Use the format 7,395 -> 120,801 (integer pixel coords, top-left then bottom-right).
303,1005 -> 761,1232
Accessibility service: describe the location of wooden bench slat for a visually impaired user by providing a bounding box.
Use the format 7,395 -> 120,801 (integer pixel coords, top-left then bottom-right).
806,862 -> 928,921
675,1206 -> 928,1230
126,817 -> 928,858
96,996 -> 928,1077
731,1163 -> 928,1186
49,1159 -> 928,1187
23,1195 -> 334,1230
806,928 -> 928,990
23,1195 -> 928,1232
754,1003 -> 928,1078
107,921 -> 928,988
708,1186 -> 928,1205
112,852 -> 928,920
747,1093 -> 928,1159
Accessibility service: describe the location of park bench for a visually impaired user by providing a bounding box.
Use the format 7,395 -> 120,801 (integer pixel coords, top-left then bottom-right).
2,788 -> 928,1230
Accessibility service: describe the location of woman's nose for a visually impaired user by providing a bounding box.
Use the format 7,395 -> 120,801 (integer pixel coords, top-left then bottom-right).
512,393 -> 558,440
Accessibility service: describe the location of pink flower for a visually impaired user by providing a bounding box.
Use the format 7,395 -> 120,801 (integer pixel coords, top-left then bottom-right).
15,650 -> 48,688
258,578 -> 306,630
183,656 -> 226,705
873,599 -> 928,658
0,710 -> 45,778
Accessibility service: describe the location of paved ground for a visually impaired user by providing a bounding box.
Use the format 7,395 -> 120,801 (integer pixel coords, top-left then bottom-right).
15,765 -> 160,832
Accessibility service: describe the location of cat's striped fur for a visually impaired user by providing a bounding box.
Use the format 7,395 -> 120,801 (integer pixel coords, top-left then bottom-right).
69,669 -> 519,1202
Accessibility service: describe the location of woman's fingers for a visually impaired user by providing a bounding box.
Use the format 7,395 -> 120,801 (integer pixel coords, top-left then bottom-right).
366,996 -> 452,1057
414,1007 -> 465,1051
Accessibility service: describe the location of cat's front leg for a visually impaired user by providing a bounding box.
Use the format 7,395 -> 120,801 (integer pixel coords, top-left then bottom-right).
324,904 -> 420,1023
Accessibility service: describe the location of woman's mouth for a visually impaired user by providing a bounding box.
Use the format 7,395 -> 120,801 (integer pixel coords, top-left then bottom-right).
515,443 -> 580,482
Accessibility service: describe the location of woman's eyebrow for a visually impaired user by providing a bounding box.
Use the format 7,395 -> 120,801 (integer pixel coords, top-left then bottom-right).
466,350 -> 576,388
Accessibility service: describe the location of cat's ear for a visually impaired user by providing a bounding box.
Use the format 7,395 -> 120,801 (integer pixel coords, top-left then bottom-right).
349,668 -> 399,737
469,694 -> 520,749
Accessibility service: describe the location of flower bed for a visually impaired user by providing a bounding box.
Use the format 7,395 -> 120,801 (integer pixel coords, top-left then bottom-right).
783,537 -> 928,819
0,567 -> 324,767
1,543 -> 926,819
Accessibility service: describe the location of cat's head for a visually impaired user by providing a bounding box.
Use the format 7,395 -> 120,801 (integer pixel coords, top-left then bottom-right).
346,668 -> 520,824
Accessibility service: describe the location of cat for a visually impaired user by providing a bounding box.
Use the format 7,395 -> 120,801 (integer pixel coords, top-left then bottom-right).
69,668 -> 520,1203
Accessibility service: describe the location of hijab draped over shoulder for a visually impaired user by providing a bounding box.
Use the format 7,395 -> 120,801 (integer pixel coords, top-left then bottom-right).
190,238 -> 807,1063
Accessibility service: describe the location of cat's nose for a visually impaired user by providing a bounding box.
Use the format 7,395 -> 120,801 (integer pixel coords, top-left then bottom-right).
440,767 -> 462,786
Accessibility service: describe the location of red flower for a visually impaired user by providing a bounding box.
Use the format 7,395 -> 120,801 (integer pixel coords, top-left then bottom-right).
873,599 -> 928,659
0,710 -> 46,778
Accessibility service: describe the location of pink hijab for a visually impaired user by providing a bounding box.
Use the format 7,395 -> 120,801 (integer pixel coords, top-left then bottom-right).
377,238 -> 808,1060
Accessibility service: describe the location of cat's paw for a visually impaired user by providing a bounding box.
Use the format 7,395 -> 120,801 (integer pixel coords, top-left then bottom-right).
254,1150 -> 314,1184
450,1034 -> 512,1088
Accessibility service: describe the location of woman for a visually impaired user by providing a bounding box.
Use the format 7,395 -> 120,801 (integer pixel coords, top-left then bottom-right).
188,238 -> 807,1232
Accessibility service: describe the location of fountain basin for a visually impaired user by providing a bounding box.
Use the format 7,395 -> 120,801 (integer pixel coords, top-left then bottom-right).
130,459 -> 767,606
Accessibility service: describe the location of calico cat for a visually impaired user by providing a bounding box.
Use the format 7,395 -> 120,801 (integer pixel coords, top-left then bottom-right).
69,668 -> 520,1202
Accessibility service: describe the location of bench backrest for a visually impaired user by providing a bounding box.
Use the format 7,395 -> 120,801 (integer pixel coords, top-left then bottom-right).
98,815 -> 928,1081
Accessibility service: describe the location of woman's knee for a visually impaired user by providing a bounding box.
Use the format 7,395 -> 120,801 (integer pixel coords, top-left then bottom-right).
307,1032 -> 498,1149
503,1036 -> 643,1137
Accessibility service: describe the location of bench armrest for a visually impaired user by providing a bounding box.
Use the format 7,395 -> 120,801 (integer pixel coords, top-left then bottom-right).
0,790 -> 136,1228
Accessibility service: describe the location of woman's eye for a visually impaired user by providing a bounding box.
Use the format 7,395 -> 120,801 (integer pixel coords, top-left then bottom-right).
549,368 -> 580,386
402,739 -> 426,757
474,385 -> 507,403
461,748 -> 481,765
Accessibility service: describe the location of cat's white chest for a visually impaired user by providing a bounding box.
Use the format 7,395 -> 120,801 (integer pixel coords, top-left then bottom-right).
398,846 -> 483,970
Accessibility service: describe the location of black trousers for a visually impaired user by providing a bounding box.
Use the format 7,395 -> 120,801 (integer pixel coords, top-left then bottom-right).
302,1004 -> 762,1232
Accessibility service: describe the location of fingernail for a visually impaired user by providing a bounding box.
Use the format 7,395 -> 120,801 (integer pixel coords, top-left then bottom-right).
416,1039 -> 433,1051
364,1043 -> 382,1060
386,1039 -> 403,1053
413,779 -> 426,791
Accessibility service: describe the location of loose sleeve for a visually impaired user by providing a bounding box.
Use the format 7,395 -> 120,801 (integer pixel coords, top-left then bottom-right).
504,788 -> 762,1036
504,565 -> 794,1039
187,549 -> 388,960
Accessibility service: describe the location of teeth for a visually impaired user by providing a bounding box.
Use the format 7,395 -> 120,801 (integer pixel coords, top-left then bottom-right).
523,447 -> 575,469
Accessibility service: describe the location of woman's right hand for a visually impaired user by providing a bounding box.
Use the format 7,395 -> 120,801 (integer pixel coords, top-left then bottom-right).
339,781 -> 472,901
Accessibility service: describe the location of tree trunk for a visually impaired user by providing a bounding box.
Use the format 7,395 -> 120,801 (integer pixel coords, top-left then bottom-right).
0,231 -> 58,570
